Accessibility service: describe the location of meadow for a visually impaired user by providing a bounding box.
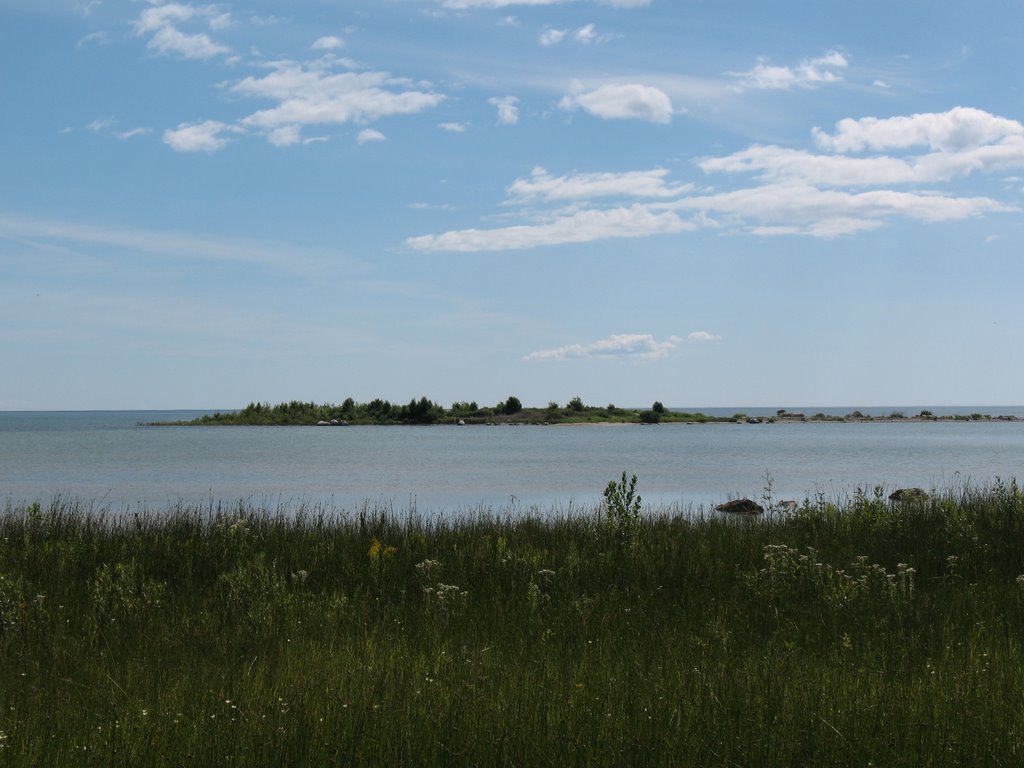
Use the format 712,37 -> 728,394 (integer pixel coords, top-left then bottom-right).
1,479 -> 1023,766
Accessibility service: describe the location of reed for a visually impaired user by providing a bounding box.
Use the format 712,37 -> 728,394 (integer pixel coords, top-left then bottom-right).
1,480 -> 1022,765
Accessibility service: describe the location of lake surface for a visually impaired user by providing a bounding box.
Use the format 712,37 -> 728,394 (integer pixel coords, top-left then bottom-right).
1,408 -> 1023,515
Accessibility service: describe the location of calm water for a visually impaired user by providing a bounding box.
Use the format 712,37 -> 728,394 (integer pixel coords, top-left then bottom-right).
1,409 -> 1023,514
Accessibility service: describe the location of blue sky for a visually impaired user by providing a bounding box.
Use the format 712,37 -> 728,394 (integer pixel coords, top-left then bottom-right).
2,0 -> 1022,410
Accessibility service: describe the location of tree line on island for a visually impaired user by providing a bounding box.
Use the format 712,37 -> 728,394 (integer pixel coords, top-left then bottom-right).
158,397 -> 745,426
151,401 -> 1021,427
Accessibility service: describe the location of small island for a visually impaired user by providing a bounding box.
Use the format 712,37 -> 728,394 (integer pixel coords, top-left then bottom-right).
147,398 -> 1023,426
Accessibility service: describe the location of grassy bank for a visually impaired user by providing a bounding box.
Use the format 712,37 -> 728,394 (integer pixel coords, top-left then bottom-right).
2,482 -> 1024,765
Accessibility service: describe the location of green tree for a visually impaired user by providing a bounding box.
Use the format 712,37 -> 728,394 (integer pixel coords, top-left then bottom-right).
568,396 -> 585,412
503,396 -> 523,415
652,401 -> 665,414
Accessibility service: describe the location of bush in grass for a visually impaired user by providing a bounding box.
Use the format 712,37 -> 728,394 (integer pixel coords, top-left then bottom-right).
603,472 -> 642,547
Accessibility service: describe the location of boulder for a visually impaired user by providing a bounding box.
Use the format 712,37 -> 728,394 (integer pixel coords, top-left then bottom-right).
715,498 -> 764,515
889,487 -> 928,503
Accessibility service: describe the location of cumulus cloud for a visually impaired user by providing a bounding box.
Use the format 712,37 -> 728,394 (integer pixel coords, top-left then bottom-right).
525,333 -> 681,362
311,35 -> 344,51
559,82 -> 673,123
233,60 -> 445,141
154,51 -> 444,152
699,138 -> 1024,187
508,167 -> 689,201
539,28 -> 566,46
407,205 -> 693,251
489,95 -> 520,125
163,120 -> 240,153
730,51 -> 847,91
135,2 -> 231,60
357,128 -> 386,144
672,182 -> 1009,238
813,107 -> 1024,153
574,23 -> 607,43
406,106 -> 1019,250
443,0 -> 648,7
439,122 -> 467,132
539,24 -> 607,45
688,331 -> 721,342
267,125 -> 302,147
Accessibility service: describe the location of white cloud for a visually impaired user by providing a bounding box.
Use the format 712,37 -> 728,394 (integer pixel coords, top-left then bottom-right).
730,51 -> 848,91
163,120 -> 240,153
0,212 -> 351,278
673,182 -> 1010,237
573,23 -> 599,43
86,117 -> 115,132
406,106 -> 1020,250
700,138 -> 1024,187
443,0 -> 648,7
357,128 -> 386,144
135,2 -> 231,60
539,28 -> 566,46
267,125 -> 302,146
75,30 -> 109,49
813,107 -> 1024,153
559,82 -> 673,123
115,127 -> 150,140
687,331 -> 721,342
508,167 -> 689,201
525,333 -> 681,362
439,122 -> 467,132
311,35 -> 344,51
233,61 -> 445,140
407,205 -> 693,251
250,15 -> 286,27
489,95 -> 520,125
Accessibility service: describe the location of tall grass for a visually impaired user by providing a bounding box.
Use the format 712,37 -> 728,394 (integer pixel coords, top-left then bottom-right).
1,481 -> 1024,765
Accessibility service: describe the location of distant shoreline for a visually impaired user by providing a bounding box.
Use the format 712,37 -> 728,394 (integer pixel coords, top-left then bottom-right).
145,399 -> 1024,427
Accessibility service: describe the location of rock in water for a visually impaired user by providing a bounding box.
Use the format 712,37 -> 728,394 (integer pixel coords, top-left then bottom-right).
715,498 -> 764,515
889,487 -> 929,503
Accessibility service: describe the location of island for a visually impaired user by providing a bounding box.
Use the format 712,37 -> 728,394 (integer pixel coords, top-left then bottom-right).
146,398 -> 1023,426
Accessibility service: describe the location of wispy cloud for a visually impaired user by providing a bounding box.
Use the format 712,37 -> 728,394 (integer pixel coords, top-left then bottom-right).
86,117 -> 116,132
525,333 -> 681,362
687,331 -> 721,342
115,127 -> 151,140
0,212 -> 354,279
75,30 -> 109,49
